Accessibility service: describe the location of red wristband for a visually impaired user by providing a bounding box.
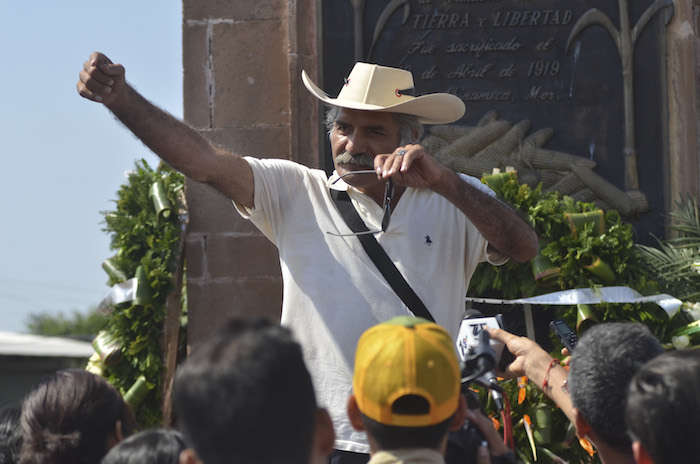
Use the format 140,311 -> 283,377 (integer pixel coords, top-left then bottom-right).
542,358 -> 559,389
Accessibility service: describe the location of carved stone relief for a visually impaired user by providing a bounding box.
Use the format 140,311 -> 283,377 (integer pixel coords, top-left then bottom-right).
321,0 -> 673,243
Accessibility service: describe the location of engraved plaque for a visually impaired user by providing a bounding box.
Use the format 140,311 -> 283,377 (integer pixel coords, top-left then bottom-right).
321,0 -> 672,243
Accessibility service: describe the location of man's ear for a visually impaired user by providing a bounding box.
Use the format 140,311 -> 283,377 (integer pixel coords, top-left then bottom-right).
312,407 -> 336,461
633,441 -> 654,464
449,395 -> 468,431
179,448 -> 204,464
107,420 -> 124,449
410,128 -> 421,143
115,420 -> 124,442
572,407 -> 591,438
347,395 -> 366,432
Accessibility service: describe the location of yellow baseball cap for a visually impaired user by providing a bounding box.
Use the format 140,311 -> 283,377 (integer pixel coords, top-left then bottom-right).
353,316 -> 461,427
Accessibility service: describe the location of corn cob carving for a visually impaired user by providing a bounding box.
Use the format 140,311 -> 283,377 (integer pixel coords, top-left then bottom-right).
429,110 -> 651,218
571,165 -> 635,216
435,121 -> 510,161
523,128 -> 555,148
570,188 -> 597,203
544,172 -> 584,195
428,124 -> 474,143
477,110 -> 498,127
476,120 -> 531,162
626,189 -> 650,213
539,170 -> 566,188
521,145 -> 597,171
442,157 -> 498,178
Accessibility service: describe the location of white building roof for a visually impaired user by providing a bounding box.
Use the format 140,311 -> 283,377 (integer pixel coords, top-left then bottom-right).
0,332 -> 94,358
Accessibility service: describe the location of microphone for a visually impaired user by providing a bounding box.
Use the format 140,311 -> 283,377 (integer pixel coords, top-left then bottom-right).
458,309 -> 505,411
463,308 -> 484,319
482,367 -> 504,411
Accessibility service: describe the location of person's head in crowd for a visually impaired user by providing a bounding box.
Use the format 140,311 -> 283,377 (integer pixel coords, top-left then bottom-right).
19,369 -> 135,464
626,348 -> 700,464
101,428 -> 188,464
567,322 -> 663,459
0,406 -> 22,464
347,316 -> 466,455
173,317 -> 334,464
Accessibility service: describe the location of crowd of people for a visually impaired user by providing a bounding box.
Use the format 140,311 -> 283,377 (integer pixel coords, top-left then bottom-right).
2,317 -> 698,464
1,55 -> 696,464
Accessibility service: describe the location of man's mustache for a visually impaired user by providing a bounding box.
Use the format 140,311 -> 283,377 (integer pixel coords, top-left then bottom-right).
335,152 -> 374,168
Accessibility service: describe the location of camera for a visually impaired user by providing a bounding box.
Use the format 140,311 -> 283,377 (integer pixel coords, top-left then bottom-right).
445,389 -> 488,464
446,312 -> 506,464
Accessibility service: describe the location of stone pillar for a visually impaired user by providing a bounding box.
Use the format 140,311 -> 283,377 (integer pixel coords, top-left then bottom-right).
182,0 -> 319,348
666,0 -> 700,212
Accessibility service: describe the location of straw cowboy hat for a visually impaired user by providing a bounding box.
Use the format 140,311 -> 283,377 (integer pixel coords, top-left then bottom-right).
302,62 -> 465,125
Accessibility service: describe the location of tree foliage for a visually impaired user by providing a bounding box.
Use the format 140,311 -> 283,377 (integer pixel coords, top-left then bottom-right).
27,308 -> 107,337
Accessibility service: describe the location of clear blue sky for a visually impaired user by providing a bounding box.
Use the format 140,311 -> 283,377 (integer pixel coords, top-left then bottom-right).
0,1 -> 183,332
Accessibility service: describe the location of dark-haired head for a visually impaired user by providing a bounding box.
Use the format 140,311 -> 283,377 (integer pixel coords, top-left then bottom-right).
568,322 -> 663,452
173,317 -> 320,464
0,406 -> 22,464
19,369 -> 135,464
101,429 -> 187,464
626,349 -> 700,464
357,406 -> 454,451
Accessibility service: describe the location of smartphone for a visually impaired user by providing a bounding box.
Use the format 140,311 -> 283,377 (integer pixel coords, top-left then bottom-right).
549,319 -> 578,352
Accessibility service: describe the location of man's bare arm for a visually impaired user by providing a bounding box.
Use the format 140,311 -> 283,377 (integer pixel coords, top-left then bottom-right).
430,169 -> 538,262
376,144 -> 538,262
77,52 -> 254,207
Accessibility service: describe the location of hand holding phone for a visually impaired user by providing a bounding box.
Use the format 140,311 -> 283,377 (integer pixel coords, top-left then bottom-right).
550,319 -> 578,352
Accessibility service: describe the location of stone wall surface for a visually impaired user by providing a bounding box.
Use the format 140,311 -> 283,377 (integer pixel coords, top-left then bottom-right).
667,0 -> 700,210
182,0 -> 318,347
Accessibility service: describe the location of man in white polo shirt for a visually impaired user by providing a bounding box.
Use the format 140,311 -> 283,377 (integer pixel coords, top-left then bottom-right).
78,55 -> 538,463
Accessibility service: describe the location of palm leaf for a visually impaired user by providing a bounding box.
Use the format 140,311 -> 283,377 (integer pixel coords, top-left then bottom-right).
636,196 -> 700,300
668,195 -> 700,238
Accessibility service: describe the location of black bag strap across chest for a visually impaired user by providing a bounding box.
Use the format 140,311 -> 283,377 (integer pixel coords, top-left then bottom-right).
330,189 -> 435,322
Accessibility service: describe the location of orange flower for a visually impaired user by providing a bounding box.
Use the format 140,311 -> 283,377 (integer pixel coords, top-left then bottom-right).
579,437 -> 596,457
517,376 -> 528,404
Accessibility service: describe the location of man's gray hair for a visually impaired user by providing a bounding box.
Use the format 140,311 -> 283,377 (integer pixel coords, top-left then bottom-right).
324,106 -> 424,145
